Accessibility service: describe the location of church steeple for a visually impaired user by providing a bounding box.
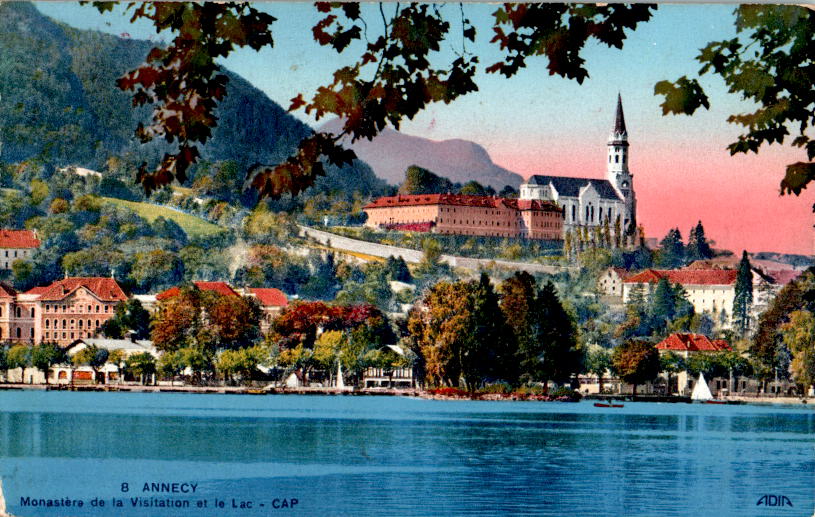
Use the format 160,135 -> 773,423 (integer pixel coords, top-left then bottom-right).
607,94 -> 635,227
613,93 -> 627,137
607,94 -> 630,175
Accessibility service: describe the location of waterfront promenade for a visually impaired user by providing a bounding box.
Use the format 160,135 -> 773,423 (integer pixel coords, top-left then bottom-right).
0,383 -> 808,405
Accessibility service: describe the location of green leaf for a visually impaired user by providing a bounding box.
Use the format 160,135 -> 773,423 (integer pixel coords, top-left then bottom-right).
780,161 -> 815,196
654,77 -> 710,116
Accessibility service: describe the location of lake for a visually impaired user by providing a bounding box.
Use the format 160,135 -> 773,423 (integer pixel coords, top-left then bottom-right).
0,392 -> 812,516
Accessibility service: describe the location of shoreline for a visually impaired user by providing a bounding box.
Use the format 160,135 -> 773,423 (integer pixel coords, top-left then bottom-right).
0,383 -> 809,406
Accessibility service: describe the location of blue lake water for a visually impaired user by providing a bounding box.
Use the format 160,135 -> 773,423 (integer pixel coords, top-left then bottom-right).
0,392 -> 813,517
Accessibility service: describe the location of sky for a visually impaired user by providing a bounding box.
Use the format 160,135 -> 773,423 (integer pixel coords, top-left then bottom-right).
35,3 -> 815,256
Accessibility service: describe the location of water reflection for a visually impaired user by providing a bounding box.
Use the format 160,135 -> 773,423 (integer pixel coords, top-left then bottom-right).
0,393 -> 812,517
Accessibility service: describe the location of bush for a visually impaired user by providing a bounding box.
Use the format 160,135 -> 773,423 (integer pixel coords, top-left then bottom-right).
428,387 -> 470,397
478,382 -> 513,395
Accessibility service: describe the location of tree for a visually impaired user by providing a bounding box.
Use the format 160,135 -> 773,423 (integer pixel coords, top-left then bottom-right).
686,221 -> 713,261
584,345 -> 612,393
659,351 -> 686,395
215,346 -> 266,384
31,342 -> 65,385
459,181 -> 487,196
129,250 -> 185,292
732,251 -> 754,337
126,352 -> 156,385
385,256 -> 412,283
102,299 -> 152,340
781,310 -> 815,394
611,340 -> 660,397
468,273 -> 517,387
535,282 -> 582,387
6,344 -> 31,371
72,345 -> 109,382
656,228 -> 685,269
407,281 -> 472,388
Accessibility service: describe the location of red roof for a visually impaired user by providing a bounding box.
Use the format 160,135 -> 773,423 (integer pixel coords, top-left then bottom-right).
364,194 -> 561,213
0,282 -> 16,298
0,229 -> 40,249
609,267 -> 635,280
624,269 -> 738,286
27,277 -> 127,302
249,288 -> 288,307
656,333 -> 732,352
156,281 -> 240,301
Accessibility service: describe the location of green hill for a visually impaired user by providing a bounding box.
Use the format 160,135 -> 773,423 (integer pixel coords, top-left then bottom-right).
0,3 -> 386,200
102,197 -> 226,239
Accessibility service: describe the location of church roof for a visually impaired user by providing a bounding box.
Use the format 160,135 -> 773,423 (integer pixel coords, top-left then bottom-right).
614,93 -> 627,136
524,175 -> 623,201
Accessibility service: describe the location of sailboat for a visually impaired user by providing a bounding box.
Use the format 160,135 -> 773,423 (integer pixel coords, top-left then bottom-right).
690,373 -> 724,404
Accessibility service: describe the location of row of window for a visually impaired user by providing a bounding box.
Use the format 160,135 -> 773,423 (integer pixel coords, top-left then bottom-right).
3,250 -> 28,258
0,307 -> 35,319
44,319 -> 102,330
0,305 -> 111,318
45,304 -> 110,314
1,327 -> 34,339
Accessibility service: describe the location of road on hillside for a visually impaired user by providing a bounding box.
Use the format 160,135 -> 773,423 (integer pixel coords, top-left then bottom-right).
299,226 -> 575,275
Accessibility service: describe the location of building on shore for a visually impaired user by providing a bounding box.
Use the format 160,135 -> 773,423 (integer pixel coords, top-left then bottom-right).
363,193 -> 564,241
655,333 -> 731,395
0,277 -> 127,346
0,229 -> 40,270
519,95 -> 637,236
622,268 -> 774,328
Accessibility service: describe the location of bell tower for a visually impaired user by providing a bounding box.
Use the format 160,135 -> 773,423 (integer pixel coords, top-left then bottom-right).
607,94 -> 635,226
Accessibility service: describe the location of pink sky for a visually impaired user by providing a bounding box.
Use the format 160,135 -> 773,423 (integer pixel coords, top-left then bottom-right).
490,139 -> 815,256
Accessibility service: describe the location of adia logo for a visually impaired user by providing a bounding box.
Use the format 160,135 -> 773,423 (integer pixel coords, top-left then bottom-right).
756,495 -> 793,507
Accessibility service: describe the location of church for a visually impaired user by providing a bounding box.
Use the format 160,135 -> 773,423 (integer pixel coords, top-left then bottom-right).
519,95 -> 637,235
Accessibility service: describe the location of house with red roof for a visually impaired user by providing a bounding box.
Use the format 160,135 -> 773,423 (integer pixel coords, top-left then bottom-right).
363,193 -> 564,241
244,288 -> 288,335
598,267 -> 635,298
656,333 -> 734,395
2,277 -> 126,346
0,229 -> 40,270
155,281 -> 240,301
623,269 -> 743,327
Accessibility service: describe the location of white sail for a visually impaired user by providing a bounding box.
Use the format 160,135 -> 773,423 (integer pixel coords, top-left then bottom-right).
690,373 -> 713,401
336,360 -> 345,389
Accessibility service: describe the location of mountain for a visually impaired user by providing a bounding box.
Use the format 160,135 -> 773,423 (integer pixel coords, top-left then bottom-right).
0,3 -> 385,198
319,119 -> 524,190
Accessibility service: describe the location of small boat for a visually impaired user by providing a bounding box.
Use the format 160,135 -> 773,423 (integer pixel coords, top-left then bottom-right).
594,402 -> 624,408
704,400 -> 726,405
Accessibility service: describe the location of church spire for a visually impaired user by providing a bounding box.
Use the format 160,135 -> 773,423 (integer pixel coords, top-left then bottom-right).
613,93 -> 627,136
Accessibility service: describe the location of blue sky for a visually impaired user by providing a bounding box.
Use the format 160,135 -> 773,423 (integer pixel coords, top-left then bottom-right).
33,3 -> 814,255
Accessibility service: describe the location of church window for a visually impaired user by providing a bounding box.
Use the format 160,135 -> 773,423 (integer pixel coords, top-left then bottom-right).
30,328 -> 34,338
16,328 -> 21,338
571,205 -> 576,221
30,308 -> 35,318
15,307 -> 21,318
